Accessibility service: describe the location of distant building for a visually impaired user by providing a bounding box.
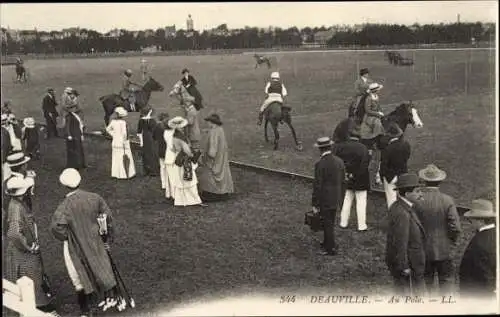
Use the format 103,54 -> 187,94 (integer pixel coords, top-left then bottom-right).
186,14 -> 194,31
314,29 -> 336,44
164,25 -> 176,38
19,30 -> 37,42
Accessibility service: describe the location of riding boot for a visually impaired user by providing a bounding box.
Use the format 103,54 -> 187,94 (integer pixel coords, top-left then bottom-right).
257,112 -> 263,125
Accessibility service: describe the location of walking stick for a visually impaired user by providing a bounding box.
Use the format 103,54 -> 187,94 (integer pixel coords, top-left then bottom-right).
34,223 -> 55,299
408,271 -> 414,297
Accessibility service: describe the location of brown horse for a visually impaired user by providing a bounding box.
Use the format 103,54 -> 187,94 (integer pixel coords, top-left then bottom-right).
263,102 -> 302,151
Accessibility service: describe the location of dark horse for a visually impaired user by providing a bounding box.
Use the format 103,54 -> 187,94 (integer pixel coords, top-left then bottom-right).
384,50 -> 414,66
254,54 -> 271,69
99,76 -> 164,127
334,101 -> 423,184
15,64 -> 27,82
263,102 -> 302,151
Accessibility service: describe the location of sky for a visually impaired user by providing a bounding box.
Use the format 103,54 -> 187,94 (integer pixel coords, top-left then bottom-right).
0,1 -> 497,33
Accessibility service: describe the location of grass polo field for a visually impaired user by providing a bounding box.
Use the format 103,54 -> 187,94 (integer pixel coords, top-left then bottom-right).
1,48 -> 496,315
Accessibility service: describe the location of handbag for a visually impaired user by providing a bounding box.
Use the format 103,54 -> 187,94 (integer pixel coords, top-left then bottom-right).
174,150 -> 188,167
304,210 -> 324,232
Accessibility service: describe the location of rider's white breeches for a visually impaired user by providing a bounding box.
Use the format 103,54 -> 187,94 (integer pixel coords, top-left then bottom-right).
260,93 -> 283,112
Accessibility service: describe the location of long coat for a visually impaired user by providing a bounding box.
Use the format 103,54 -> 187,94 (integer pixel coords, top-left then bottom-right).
197,126 -> 234,194
181,75 -> 203,109
65,112 -> 86,169
332,137 -> 370,191
312,152 -> 345,211
184,104 -> 201,147
4,197 -> 51,307
51,189 -> 117,296
386,198 -> 426,277
2,126 -> 12,163
137,117 -> 159,175
360,94 -> 384,140
459,226 -> 496,298
412,187 -> 462,261
380,137 -> 411,183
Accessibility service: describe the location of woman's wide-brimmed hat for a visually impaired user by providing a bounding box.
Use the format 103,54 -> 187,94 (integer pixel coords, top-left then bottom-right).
369,82 -> 383,92
23,117 -> 36,128
204,113 -> 222,126
386,123 -> 403,138
59,168 -> 81,189
1,113 -> 8,123
168,116 -> 188,130
314,136 -> 334,148
464,199 -> 496,219
418,164 -> 447,182
124,69 -> 132,76
6,151 -> 31,167
64,87 -> 73,94
114,107 -> 128,118
394,173 -> 420,189
181,68 -> 189,74
5,175 -> 34,197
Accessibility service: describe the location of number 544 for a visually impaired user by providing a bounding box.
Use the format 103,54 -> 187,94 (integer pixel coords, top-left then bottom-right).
280,295 -> 296,303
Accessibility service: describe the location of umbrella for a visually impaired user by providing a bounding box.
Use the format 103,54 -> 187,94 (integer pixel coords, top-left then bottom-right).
122,142 -> 130,179
34,223 -> 55,299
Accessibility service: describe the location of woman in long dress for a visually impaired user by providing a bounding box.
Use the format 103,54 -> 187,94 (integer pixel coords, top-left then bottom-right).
106,107 -> 136,179
153,113 -> 169,190
197,114 -> 234,202
162,115 -> 175,201
137,107 -> 159,176
4,175 -> 59,316
359,82 -> 385,149
167,116 -> 203,207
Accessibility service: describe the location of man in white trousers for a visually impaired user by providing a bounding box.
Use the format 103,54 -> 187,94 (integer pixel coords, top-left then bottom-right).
333,124 -> 371,231
380,123 -> 411,209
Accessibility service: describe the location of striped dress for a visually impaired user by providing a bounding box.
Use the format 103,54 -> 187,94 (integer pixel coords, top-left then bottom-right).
51,189 -> 117,296
4,197 -> 51,307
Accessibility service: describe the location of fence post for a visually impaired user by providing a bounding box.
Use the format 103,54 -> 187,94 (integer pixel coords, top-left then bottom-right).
433,54 -> 438,82
464,50 -> 469,95
355,54 -> 359,80
412,50 -> 415,73
17,276 -> 37,316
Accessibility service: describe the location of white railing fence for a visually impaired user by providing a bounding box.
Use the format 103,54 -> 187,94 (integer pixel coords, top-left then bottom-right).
3,276 -> 51,316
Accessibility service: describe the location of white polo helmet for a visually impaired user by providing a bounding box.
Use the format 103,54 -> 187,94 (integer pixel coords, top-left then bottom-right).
270,72 -> 280,80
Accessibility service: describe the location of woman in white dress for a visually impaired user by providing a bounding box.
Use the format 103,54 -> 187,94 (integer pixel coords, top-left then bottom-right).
162,116 -> 175,201
167,116 -> 204,207
105,107 -> 136,179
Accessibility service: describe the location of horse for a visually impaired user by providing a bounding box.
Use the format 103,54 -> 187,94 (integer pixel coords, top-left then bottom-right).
333,101 -> 423,184
263,102 -> 302,151
254,54 -> 271,69
168,80 -> 204,111
384,51 -> 399,65
99,76 -> 164,128
15,64 -> 27,82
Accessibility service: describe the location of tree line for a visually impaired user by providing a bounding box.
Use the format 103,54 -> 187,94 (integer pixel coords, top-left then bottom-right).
1,22 -> 495,55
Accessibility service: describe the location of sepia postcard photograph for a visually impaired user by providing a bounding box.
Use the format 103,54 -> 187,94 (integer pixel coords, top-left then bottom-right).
1,1 -> 498,316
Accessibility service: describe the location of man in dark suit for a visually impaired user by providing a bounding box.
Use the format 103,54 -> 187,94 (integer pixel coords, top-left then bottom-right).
385,173 -> 426,296
412,164 -> 462,295
312,136 -> 345,256
459,199 -> 496,300
349,68 -> 372,122
65,105 -> 86,170
380,122 -> 411,209
334,124 -> 371,231
42,87 -> 59,139
1,114 -> 12,164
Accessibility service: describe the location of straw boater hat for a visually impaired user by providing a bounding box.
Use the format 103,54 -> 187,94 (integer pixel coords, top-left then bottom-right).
168,116 -> 188,130
114,107 -> 128,118
6,151 -> 31,167
5,175 -> 34,197
386,123 -> 403,138
418,164 -> 447,182
368,82 -> 383,92
59,168 -> 81,189
464,199 -> 495,219
23,117 -> 35,128
64,87 -> 73,94
204,113 -> 222,126
271,72 -> 280,80
394,173 -> 420,190
314,136 -> 334,148
360,68 -> 370,76
124,69 -> 132,76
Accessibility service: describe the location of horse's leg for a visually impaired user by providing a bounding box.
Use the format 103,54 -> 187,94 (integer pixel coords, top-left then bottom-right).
284,114 -> 302,150
272,121 -> 279,150
264,119 -> 269,143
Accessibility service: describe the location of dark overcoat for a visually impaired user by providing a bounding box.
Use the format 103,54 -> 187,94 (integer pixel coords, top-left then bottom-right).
333,137 -> 370,191
312,152 -> 345,211
380,137 -> 411,183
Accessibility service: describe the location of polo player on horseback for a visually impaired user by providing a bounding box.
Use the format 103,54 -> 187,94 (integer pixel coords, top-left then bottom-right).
257,72 -> 288,125
350,68 -> 373,123
140,59 -> 149,82
359,82 -> 385,148
120,69 -> 140,111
